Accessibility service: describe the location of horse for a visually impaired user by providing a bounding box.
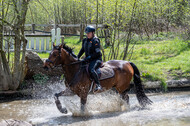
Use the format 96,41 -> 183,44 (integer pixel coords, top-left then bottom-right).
43,43 -> 152,114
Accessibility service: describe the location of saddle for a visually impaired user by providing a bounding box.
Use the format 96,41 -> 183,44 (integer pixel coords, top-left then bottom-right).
86,62 -> 115,80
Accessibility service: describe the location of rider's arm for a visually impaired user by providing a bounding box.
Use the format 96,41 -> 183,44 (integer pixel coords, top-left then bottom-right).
77,39 -> 85,59
91,39 -> 102,60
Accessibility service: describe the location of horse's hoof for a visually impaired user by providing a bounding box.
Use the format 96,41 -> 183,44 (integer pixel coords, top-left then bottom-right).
55,99 -> 68,114
60,108 -> 68,114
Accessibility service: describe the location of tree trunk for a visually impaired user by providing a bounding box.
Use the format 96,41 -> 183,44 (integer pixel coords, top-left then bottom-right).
0,20 -> 9,90
79,23 -> 85,42
0,55 -> 9,90
123,0 -> 137,60
0,1 -> 12,91
0,0 -> 30,91
12,28 -> 21,90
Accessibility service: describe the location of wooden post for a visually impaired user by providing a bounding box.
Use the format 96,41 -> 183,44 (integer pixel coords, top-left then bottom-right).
56,28 -> 61,45
26,37 -> 30,49
51,28 -> 56,45
36,38 -> 39,50
47,37 -> 50,50
79,23 -> 85,42
31,37 -> 34,49
32,24 -> 35,34
104,24 -> 110,46
41,38 -> 44,51
61,35 -> 64,44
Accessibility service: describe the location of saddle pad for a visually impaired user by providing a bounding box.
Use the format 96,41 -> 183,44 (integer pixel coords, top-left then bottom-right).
99,64 -> 115,80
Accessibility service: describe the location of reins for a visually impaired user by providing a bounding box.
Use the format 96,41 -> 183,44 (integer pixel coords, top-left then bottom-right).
63,60 -> 88,86
46,47 -> 88,86
62,60 -> 84,67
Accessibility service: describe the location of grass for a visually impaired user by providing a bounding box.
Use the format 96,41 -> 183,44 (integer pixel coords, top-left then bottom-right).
130,37 -> 190,81
37,33 -> 190,90
4,32 -> 189,91
39,34 -> 190,78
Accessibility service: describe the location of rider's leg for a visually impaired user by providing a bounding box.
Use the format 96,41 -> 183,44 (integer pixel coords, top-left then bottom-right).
88,60 -> 103,92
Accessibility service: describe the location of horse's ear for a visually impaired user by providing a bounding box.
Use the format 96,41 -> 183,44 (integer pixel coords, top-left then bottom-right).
61,48 -> 67,57
59,44 -> 63,49
53,43 -> 55,47
61,48 -> 68,55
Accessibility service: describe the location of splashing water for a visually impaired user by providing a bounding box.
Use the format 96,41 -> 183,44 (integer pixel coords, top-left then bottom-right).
0,81 -> 190,126
63,90 -> 128,116
25,81 -> 128,123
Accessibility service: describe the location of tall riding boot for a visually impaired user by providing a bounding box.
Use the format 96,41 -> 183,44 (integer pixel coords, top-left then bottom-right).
91,71 -> 103,93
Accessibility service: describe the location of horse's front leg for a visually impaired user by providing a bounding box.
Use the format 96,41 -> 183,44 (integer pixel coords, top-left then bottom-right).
54,88 -> 75,98
54,88 -> 74,114
80,94 -> 88,114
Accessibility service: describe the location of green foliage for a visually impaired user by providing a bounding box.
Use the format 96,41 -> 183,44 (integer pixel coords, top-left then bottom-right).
2,0 -> 190,90
39,33 -> 190,82
24,0 -> 190,29
160,79 -> 168,92
33,74 -> 49,84
60,74 -> 65,80
140,48 -> 152,55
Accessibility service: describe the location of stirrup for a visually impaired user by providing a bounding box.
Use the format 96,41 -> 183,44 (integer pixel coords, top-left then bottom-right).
94,85 -> 103,93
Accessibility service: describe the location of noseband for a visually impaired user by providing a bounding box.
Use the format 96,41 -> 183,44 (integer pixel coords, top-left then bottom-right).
46,49 -> 61,67
46,48 -> 84,68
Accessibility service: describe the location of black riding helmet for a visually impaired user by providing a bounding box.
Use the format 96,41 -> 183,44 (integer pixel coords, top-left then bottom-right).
85,25 -> 95,33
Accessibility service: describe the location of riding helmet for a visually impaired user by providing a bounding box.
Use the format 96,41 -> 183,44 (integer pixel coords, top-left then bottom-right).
85,25 -> 95,33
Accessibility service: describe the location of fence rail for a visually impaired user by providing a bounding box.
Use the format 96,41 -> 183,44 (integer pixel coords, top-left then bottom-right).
2,23 -> 106,52
3,35 -> 64,52
24,24 -> 104,27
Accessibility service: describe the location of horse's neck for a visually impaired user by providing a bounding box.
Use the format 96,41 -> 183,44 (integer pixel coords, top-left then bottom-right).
62,55 -> 79,85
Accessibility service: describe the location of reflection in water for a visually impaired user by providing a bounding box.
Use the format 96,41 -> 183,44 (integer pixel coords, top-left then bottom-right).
0,82 -> 190,126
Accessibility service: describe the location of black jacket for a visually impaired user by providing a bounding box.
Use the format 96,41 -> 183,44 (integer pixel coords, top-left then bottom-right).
77,36 -> 102,61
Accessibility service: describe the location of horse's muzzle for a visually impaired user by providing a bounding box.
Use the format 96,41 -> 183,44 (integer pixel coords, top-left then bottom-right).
43,66 -> 49,71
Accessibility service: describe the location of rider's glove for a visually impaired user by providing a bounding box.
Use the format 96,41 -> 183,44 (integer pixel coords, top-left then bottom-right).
83,56 -> 91,62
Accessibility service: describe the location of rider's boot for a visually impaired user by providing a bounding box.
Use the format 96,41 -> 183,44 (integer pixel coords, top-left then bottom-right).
91,71 -> 103,93
94,82 -> 103,93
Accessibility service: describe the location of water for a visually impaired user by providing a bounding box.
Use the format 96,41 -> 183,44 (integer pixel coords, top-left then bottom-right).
0,82 -> 190,126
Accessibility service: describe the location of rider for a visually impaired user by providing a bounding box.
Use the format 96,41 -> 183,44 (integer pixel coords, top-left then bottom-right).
77,25 -> 103,93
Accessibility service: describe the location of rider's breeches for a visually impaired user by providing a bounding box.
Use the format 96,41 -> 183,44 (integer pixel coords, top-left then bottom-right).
88,59 -> 102,84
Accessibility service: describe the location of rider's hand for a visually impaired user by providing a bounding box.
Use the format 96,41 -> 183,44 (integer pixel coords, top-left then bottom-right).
84,56 -> 91,62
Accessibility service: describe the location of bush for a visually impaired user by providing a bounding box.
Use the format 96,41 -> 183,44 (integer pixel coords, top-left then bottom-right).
33,74 -> 49,84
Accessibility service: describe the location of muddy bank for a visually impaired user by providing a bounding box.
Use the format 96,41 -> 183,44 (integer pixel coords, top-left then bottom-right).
143,78 -> 190,89
1,78 -> 190,100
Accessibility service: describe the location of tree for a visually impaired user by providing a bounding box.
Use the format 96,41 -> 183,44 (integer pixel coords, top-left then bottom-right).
0,0 -> 30,91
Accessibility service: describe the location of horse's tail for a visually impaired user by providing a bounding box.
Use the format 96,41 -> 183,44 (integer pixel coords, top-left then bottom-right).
129,62 -> 153,107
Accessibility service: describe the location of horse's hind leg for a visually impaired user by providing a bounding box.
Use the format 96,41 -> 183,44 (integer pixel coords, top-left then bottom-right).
121,89 -> 129,105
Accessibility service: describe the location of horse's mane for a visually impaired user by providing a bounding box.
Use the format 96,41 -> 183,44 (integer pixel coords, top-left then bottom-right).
62,43 -> 77,58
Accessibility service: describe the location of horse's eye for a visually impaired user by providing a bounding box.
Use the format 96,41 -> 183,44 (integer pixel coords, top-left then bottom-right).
53,54 -> 56,56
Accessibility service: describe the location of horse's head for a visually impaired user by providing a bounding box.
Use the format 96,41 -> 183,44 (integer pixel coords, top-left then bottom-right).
43,43 -> 77,70
43,43 -> 63,70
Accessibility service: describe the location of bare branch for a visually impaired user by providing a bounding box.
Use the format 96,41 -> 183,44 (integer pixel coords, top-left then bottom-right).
37,0 -> 50,18
0,18 -> 14,28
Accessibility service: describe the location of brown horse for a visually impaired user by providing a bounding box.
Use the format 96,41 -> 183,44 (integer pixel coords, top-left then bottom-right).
44,43 -> 152,114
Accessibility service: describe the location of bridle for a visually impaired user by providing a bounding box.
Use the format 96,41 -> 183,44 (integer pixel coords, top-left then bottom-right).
46,49 -> 62,68
46,48 -> 85,68
46,48 -> 87,86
